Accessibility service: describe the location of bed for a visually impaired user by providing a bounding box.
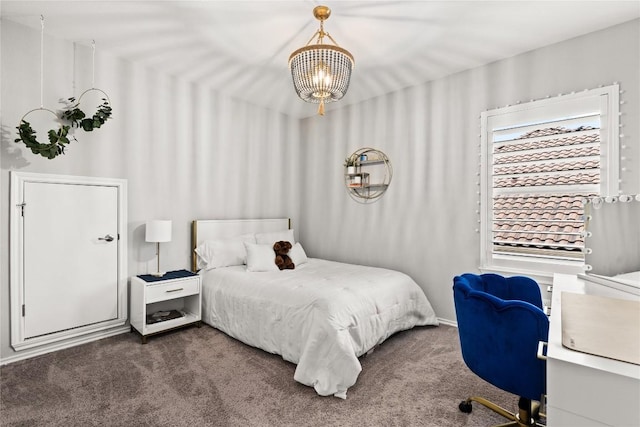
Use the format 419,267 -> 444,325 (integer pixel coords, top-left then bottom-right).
192,218 -> 439,398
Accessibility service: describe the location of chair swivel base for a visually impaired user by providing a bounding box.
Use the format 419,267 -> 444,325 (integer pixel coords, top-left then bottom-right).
458,396 -> 545,427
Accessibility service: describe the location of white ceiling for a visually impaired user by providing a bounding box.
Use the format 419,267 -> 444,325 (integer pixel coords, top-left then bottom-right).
2,1 -> 639,118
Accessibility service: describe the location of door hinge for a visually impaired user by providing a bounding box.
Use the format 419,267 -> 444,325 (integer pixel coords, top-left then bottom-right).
17,202 -> 26,217
118,233 -> 120,241
22,304 -> 25,317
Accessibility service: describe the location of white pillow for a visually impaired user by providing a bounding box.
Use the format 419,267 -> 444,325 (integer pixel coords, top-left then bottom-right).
195,234 -> 256,270
255,229 -> 295,246
245,242 -> 279,272
289,242 -> 308,266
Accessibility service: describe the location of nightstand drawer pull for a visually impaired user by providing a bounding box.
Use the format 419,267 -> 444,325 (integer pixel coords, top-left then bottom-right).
166,288 -> 184,293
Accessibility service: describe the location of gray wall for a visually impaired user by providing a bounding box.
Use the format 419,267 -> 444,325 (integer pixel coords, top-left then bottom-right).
1,20 -> 301,360
298,19 -> 640,323
2,18 -> 638,361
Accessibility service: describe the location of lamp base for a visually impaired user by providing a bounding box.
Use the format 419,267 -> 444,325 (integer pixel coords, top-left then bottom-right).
151,271 -> 166,277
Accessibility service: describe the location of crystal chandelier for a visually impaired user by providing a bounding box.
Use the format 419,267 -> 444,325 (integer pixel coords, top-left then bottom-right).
288,5 -> 354,116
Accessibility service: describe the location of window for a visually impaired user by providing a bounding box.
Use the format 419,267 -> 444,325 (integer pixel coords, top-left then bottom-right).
480,85 -> 619,277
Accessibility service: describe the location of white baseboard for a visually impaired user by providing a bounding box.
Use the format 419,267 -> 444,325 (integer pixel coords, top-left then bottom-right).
437,317 -> 457,327
0,325 -> 130,366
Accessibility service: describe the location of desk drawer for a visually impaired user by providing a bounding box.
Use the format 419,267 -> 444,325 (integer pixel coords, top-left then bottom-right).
146,278 -> 199,303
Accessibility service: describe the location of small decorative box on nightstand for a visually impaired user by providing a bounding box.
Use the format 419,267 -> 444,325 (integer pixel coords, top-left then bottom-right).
130,269 -> 201,343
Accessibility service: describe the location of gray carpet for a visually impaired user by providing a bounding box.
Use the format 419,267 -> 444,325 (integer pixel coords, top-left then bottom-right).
1,324 -> 520,426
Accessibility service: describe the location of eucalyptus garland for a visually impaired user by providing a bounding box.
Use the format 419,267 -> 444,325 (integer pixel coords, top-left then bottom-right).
15,95 -> 113,159
15,120 -> 74,159
61,96 -> 112,131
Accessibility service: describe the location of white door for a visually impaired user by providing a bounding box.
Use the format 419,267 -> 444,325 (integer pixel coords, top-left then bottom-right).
23,182 -> 119,338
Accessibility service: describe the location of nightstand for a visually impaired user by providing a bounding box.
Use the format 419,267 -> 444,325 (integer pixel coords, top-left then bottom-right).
130,269 -> 201,343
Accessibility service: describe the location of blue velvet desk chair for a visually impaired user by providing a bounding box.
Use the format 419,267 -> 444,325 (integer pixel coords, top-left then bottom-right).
453,273 -> 549,427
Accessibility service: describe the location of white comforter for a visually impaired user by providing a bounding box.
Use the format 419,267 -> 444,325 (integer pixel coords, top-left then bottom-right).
200,258 -> 438,398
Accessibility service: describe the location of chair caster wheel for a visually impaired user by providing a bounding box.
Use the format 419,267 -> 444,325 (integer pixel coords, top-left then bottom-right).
459,400 -> 473,413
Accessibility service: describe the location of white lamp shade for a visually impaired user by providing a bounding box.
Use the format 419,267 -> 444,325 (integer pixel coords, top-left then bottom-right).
145,220 -> 172,243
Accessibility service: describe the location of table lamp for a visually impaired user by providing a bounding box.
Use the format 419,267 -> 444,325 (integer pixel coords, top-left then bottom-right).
145,220 -> 172,276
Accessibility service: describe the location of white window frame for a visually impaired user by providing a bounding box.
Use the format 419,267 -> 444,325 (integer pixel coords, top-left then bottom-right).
480,85 -> 619,281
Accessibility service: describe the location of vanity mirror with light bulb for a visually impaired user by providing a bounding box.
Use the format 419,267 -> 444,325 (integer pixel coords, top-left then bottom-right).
580,194 -> 640,295
545,195 -> 640,426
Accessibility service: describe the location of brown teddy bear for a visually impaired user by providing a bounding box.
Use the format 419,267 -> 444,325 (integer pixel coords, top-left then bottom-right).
273,241 -> 295,270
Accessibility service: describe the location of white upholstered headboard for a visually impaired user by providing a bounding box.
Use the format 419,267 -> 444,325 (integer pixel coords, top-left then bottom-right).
191,218 -> 290,271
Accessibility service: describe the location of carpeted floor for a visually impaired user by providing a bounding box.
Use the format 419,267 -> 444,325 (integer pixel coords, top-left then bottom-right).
1,324 -> 521,426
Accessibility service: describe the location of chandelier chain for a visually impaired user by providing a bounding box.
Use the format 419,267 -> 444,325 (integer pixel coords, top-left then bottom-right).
305,30 -> 320,47
324,32 -> 340,46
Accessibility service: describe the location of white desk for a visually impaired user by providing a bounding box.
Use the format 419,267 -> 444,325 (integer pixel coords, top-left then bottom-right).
547,274 -> 640,426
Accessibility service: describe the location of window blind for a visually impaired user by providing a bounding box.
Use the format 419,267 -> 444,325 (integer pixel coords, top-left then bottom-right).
490,118 -> 601,261
480,85 -> 619,275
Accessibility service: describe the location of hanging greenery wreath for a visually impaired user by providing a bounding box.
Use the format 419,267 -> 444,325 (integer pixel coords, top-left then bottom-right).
15,94 -> 113,159
15,118 -> 75,159
14,17 -> 113,160
61,95 -> 112,131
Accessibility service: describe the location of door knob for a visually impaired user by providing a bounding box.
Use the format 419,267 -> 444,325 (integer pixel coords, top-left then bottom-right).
99,234 -> 115,242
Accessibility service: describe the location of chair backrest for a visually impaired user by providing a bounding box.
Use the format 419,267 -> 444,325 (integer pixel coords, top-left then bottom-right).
453,273 -> 549,401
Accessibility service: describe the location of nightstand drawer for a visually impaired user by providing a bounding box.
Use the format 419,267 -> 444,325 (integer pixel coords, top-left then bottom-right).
146,279 -> 199,303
